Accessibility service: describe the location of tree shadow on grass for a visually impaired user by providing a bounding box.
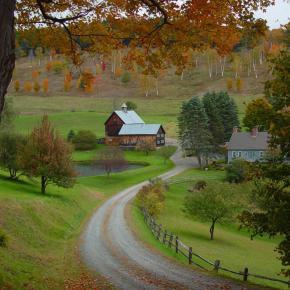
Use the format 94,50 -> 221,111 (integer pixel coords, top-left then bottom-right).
0,173 -> 68,201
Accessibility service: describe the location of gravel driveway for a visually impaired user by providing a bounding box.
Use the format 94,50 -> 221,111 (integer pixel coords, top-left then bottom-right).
80,143 -> 263,289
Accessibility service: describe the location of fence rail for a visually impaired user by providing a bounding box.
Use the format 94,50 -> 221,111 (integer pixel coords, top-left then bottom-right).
142,208 -> 290,287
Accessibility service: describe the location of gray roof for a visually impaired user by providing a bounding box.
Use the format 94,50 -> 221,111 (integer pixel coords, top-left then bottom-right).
119,124 -> 162,135
114,110 -> 145,124
228,132 -> 269,150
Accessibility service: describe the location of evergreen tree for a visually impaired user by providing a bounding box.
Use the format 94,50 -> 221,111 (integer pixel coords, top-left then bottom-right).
178,97 -> 212,167
214,92 -> 239,141
203,92 -> 225,148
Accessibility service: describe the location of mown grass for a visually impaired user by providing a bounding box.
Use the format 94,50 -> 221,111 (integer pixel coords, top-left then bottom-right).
131,168 -> 288,290
0,147 -> 175,289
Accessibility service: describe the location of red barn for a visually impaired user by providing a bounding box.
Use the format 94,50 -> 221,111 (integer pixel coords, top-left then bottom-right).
105,104 -> 165,148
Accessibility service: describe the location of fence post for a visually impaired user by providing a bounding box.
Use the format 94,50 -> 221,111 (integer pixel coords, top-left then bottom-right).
188,247 -> 192,264
214,260 -> 220,272
243,267 -> 249,282
169,234 -> 173,248
163,230 -> 167,244
175,236 -> 179,254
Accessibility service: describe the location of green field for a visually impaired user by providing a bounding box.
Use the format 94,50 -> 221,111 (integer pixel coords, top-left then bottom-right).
12,94 -> 257,139
131,169 -> 288,290
0,146 -> 174,289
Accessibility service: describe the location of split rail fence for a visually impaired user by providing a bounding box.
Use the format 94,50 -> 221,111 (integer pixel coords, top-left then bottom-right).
142,208 -> 290,288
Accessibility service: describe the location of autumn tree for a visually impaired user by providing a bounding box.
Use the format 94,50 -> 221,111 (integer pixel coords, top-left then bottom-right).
0,0 -> 272,117
96,146 -> 127,176
18,116 -> 76,194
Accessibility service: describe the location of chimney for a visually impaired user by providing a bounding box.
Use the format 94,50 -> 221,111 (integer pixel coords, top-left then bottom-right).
121,103 -> 127,113
251,127 -> 258,137
233,126 -> 239,134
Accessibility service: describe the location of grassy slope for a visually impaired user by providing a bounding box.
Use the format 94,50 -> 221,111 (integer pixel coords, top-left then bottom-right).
0,148 -> 174,289
131,169 -> 288,290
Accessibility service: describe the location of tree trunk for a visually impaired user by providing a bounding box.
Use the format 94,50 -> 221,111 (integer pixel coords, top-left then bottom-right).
41,176 -> 47,194
0,0 -> 16,118
209,218 -> 217,240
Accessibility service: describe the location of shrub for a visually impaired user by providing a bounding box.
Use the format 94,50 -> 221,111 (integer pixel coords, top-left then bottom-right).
42,78 -> 49,94
136,182 -> 165,217
194,180 -> 207,190
64,72 -> 72,92
0,230 -> 8,248
33,81 -> 40,93
52,60 -> 66,74
121,71 -> 131,84
78,71 -> 95,93
14,80 -> 20,92
72,130 -> 96,150
115,67 -> 123,78
226,78 -> 233,90
126,101 -> 137,110
67,129 -> 76,142
225,159 -> 249,183
24,81 -> 32,93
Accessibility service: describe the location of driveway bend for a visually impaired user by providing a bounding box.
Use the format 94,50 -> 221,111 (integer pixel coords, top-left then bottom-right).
81,147 -> 260,290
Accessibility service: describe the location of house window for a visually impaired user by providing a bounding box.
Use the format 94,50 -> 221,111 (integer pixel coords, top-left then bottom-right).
232,151 -> 241,158
157,140 -> 160,144
260,151 -> 264,158
161,133 -> 165,137
157,134 -> 161,137
161,140 -> 165,144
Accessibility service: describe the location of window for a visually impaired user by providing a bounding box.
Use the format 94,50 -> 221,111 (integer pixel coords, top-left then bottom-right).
157,134 -> 161,137
161,133 -> 165,137
157,140 -> 160,144
232,151 -> 241,158
260,151 -> 264,158
161,140 -> 165,144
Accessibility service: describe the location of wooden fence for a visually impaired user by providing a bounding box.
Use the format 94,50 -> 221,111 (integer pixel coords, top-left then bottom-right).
142,208 -> 290,288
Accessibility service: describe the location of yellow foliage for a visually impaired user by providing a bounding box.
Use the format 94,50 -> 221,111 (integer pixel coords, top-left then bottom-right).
24,81 -> 32,93
42,79 -> 49,94
33,81 -> 40,93
14,80 -> 20,92
226,78 -> 233,90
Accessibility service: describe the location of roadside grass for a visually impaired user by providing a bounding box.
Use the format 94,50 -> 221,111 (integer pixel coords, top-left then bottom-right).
0,147 -> 175,289
131,168 -> 288,290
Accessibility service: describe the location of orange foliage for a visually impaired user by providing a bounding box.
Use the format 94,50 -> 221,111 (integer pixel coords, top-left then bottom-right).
78,71 -> 95,93
32,70 -> 40,79
236,78 -> 244,92
115,67 -> 123,78
46,62 -> 53,72
64,72 -> 72,92
33,81 -> 40,93
42,79 -> 49,94
24,81 -> 32,93
14,80 -> 20,92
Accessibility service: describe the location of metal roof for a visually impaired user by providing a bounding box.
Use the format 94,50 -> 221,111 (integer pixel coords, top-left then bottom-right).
114,110 -> 145,124
119,124 -> 162,135
228,132 -> 269,150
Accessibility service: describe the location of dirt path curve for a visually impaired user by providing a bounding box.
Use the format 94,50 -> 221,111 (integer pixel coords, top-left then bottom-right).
81,142 -> 260,290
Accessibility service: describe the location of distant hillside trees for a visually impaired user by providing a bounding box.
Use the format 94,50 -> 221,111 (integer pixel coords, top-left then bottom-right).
18,116 -> 76,194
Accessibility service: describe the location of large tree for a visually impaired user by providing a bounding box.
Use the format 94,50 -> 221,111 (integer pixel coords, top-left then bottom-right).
18,116 -> 76,193
178,96 -> 212,167
0,0 -> 274,116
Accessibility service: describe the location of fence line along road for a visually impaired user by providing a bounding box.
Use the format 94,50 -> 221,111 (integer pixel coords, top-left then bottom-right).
142,208 -> 290,288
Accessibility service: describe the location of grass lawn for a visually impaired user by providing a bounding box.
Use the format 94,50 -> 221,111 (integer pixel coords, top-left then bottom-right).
0,147 -> 175,289
131,168 -> 288,290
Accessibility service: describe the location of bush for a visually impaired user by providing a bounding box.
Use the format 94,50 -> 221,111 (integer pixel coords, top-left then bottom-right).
236,77 -> 244,92
226,78 -> 233,90
33,81 -> 40,93
24,81 -> 32,93
0,230 -> 8,247
136,182 -> 165,217
52,60 -> 66,74
121,71 -> 131,84
126,101 -> 137,110
226,159 -> 249,183
67,130 -> 76,142
72,130 -> 96,150
42,78 -> 49,94
194,180 -> 207,190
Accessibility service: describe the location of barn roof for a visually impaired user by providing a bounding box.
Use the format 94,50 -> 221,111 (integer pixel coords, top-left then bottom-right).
228,131 -> 269,150
114,110 -> 145,124
119,124 -> 162,135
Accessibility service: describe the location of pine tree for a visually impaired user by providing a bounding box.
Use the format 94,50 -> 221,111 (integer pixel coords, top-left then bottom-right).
202,92 -> 225,148
213,92 -> 239,141
178,97 -> 212,167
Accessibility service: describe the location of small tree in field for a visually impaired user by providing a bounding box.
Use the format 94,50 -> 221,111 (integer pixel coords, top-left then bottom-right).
33,81 -> 40,93
0,132 -> 26,179
42,78 -> 49,94
126,101 -> 137,111
158,146 -> 175,163
18,116 -> 76,194
184,184 -> 236,240
136,140 -> 155,156
96,146 -> 127,176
